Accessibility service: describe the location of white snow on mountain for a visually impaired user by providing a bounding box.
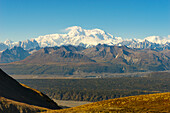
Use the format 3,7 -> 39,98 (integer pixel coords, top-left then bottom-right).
117,36 -> 170,50
35,26 -> 123,47
0,26 -> 169,51
144,36 -> 170,44
35,26 -> 169,48
4,40 -> 15,48
1,39 -> 39,51
16,39 -> 39,50
123,36 -> 170,44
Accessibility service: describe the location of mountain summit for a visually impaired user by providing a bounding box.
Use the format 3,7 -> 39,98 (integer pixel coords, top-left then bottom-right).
34,26 -> 170,49
35,26 -> 123,47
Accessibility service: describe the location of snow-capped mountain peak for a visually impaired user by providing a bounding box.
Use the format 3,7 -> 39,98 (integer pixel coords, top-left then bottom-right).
66,26 -> 85,36
35,26 -> 123,47
66,26 -> 84,32
4,39 -> 14,47
17,39 -> 39,50
1,39 -> 39,51
0,26 -> 169,51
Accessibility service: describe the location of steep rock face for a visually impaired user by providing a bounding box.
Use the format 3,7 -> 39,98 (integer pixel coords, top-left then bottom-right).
0,46 -> 30,63
0,69 -> 60,109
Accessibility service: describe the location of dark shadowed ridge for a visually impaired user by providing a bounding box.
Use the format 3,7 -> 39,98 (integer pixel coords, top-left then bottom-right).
0,68 -> 61,110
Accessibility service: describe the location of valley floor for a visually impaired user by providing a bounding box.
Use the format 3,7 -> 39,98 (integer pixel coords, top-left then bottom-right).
9,70 -> 170,79
53,99 -> 92,108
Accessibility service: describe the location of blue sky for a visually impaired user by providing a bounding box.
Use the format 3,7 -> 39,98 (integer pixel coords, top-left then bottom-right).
0,0 -> 169,42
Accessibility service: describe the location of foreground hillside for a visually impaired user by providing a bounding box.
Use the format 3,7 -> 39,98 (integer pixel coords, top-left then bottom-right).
45,92 -> 170,113
0,68 -> 61,112
0,96 -> 48,113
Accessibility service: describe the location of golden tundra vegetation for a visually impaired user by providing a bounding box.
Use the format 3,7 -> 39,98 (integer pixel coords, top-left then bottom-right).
0,96 -> 48,113
44,92 -> 170,113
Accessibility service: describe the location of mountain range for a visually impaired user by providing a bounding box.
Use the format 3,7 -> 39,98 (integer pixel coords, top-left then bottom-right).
0,39 -> 40,51
0,44 -> 169,75
0,26 -> 169,51
21,44 -> 170,71
0,26 -> 169,74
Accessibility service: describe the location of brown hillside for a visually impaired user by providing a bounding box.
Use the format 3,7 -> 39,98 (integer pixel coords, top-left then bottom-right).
81,44 -> 135,63
0,68 -> 60,109
82,45 -> 169,65
19,46 -> 94,64
2,45 -> 169,75
82,45 -> 170,70
46,92 -> 170,113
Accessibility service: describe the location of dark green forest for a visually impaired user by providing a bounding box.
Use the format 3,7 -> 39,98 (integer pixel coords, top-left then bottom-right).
18,74 -> 170,102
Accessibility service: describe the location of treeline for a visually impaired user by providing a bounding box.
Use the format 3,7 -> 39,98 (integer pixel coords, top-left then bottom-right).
18,76 -> 170,102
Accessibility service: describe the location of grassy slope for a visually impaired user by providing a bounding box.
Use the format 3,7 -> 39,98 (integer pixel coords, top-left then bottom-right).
45,92 -> 170,113
0,96 -> 48,113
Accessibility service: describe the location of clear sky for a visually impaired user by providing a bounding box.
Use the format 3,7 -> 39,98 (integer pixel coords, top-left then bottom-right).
0,0 -> 169,42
